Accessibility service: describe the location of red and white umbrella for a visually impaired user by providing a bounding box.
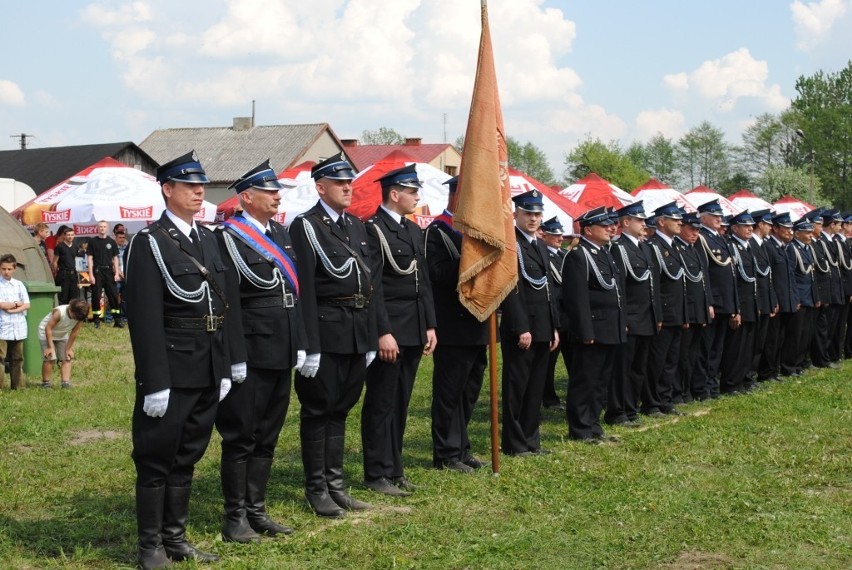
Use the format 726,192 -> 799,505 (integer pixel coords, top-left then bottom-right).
215,160 -> 317,226
685,186 -> 741,216
13,157 -> 217,236
728,189 -> 773,213
631,178 -> 696,215
561,172 -> 634,212
773,195 -> 816,221
509,168 -> 580,231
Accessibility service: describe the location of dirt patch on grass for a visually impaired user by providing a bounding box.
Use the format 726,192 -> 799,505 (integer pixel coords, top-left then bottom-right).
10,444 -> 34,454
658,550 -> 735,569
69,429 -> 123,446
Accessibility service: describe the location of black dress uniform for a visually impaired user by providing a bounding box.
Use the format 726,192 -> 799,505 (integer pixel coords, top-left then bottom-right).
542,217 -> 568,410
53,238 -> 79,304
749,213 -> 778,382
87,231 -> 122,327
127,151 -> 243,568
833,226 -> 852,359
782,225 -> 817,375
815,212 -> 845,364
561,207 -> 626,442
215,161 -> 307,542
608,200 -> 660,424
720,217 -> 759,394
426,206 -> 489,472
644,203 -> 686,415
759,215 -> 799,379
808,212 -> 835,368
675,214 -> 713,402
288,154 -> 378,518
362,168 -> 437,492
500,193 -> 558,455
693,200 -> 739,400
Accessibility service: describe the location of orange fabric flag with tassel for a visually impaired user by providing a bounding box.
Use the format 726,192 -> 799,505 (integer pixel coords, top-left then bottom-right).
454,0 -> 518,322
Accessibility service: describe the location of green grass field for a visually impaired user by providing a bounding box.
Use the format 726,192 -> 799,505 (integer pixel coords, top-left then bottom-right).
0,324 -> 850,569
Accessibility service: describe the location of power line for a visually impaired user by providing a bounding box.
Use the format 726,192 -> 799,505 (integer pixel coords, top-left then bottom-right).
10,133 -> 35,149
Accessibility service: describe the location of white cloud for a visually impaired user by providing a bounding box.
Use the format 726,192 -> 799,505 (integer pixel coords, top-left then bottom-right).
790,0 -> 848,51
80,1 -> 152,26
662,48 -> 789,112
635,109 -> 686,141
0,80 -> 25,106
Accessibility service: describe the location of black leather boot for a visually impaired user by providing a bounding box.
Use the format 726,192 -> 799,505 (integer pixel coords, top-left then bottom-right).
221,461 -> 261,543
245,457 -> 293,535
135,485 -> 171,570
301,439 -> 345,518
161,486 -> 220,563
326,436 -> 371,511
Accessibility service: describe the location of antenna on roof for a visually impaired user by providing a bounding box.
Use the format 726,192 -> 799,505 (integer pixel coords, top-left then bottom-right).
251,100 -> 256,128
11,133 -> 34,149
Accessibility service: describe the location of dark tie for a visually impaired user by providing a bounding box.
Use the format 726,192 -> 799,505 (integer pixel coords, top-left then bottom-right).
265,228 -> 272,238
189,228 -> 199,243
188,228 -> 201,259
337,216 -> 349,241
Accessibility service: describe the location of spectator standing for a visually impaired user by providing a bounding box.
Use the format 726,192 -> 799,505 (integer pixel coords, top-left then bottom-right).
53,226 -> 79,304
0,254 -> 30,390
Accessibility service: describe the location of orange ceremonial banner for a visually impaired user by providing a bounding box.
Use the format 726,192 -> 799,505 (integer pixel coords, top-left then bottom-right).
453,0 -> 518,322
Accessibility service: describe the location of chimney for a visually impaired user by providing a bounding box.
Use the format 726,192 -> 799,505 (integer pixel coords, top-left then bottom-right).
340,139 -> 358,147
404,138 -> 422,146
233,117 -> 253,131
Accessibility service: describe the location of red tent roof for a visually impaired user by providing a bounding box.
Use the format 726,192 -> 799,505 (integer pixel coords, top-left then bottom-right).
345,143 -> 454,171
632,178 -> 671,194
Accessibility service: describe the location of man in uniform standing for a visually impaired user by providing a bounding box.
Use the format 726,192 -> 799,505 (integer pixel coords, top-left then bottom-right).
87,220 -> 123,328
748,210 -> 778,384
52,226 -> 79,304
426,178 -> 488,473
215,160 -> 308,542
609,201 -> 660,425
288,153 -> 377,518
561,206 -> 626,444
126,151 -> 244,568
759,212 -> 798,380
362,164 -> 437,496
782,218 -> 817,375
693,199 -> 739,400
500,190 -> 559,456
540,217 -> 568,411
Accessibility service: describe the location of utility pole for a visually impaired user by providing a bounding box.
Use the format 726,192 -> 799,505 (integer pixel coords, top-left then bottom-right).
443,113 -> 447,144
11,133 -> 34,149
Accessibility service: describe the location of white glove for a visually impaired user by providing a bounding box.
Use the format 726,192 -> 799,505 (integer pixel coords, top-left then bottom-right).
231,362 -> 247,383
143,389 -> 170,418
300,353 -> 321,378
219,378 -> 232,401
294,350 -> 307,372
366,350 -> 377,368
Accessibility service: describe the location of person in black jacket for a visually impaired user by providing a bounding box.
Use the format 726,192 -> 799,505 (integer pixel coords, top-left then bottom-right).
693,199 -> 739,400
126,151 -> 245,569
720,211 -> 759,394
644,202 -> 686,415
608,201 -> 660,425
816,210 -> 845,365
748,210 -> 778,384
362,164 -> 437,496
758,212 -> 799,380
541,216 -> 568,411
288,153 -> 378,519
500,190 -> 559,456
805,209 -> 834,368
561,206 -> 626,444
781,218 -> 817,375
676,213 -> 713,402
215,160 -> 309,542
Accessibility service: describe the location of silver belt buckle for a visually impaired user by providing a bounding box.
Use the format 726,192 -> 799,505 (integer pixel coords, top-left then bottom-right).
204,314 -> 219,332
353,294 -> 366,309
283,293 -> 295,308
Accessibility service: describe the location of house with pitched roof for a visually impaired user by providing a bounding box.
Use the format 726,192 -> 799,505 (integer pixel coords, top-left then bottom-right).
140,119 -> 353,204
340,138 -> 461,176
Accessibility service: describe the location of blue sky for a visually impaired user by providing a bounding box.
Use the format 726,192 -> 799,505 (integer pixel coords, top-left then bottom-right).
1,0 -> 850,179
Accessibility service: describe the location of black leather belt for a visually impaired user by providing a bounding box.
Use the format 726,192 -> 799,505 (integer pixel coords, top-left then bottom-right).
164,315 -> 225,332
317,294 -> 370,308
243,294 -> 295,309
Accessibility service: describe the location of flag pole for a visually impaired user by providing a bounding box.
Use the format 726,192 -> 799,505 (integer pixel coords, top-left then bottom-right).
489,312 -> 500,475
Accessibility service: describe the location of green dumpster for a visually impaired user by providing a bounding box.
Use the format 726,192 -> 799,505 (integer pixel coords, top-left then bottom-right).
22,281 -> 59,379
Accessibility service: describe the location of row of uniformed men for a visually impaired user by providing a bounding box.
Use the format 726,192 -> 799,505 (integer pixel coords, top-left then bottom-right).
126,151 -> 503,569
523,195 -> 852,447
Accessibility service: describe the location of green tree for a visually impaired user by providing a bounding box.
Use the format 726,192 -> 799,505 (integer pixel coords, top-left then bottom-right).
676,121 -> 731,190
563,136 -> 649,190
507,137 -> 555,185
790,61 -> 852,207
360,127 -> 405,145
740,113 -> 785,179
756,164 -> 823,204
636,133 -> 680,188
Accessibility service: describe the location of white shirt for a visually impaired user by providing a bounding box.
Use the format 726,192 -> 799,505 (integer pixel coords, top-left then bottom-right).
38,305 -> 76,341
241,210 -> 270,234
0,277 -> 29,340
165,209 -> 200,240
